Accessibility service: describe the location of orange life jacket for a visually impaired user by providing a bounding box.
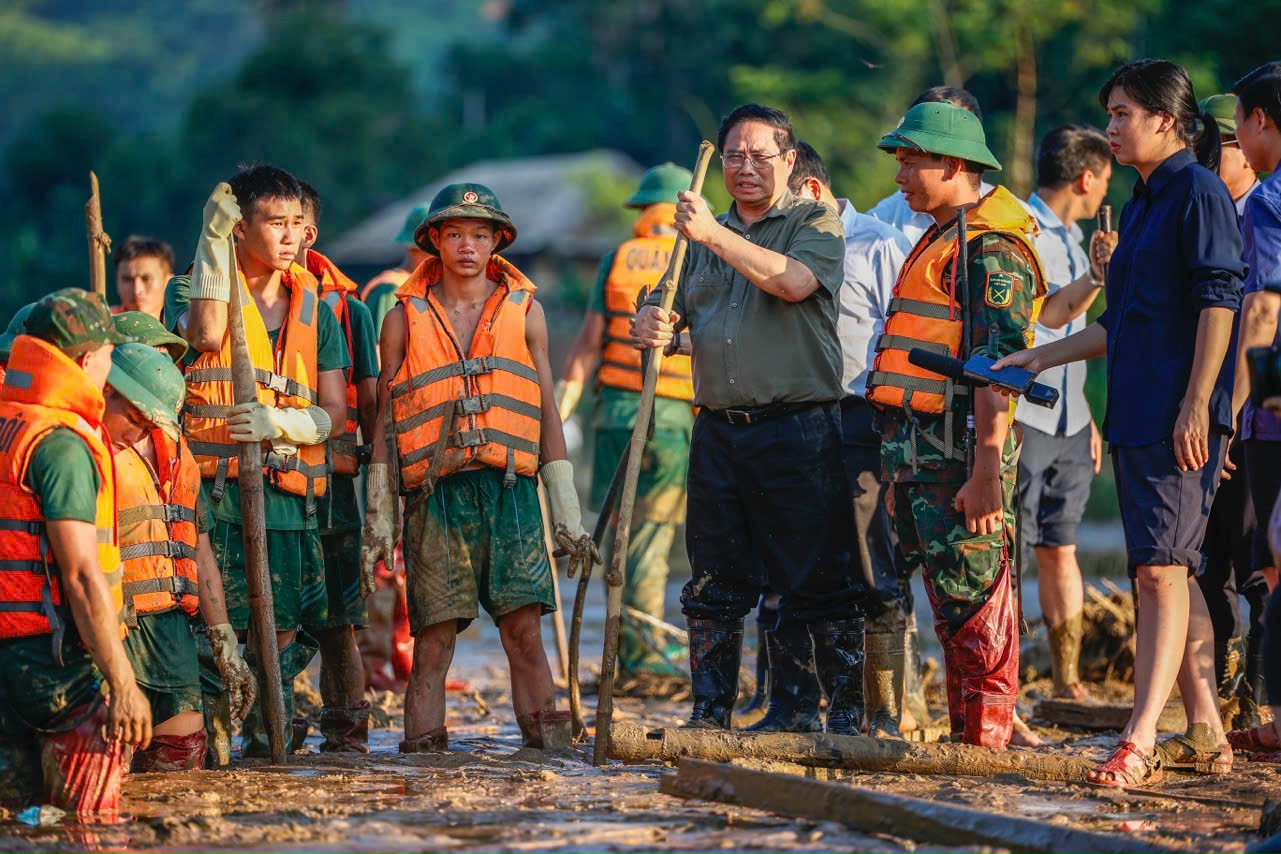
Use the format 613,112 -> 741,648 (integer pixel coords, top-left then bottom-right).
310,249 -> 366,477
0,335 -> 123,641
183,266 -> 328,514
597,204 -> 694,401
391,256 -> 542,492
868,186 -> 1045,420
360,267 -> 410,303
115,430 -> 199,625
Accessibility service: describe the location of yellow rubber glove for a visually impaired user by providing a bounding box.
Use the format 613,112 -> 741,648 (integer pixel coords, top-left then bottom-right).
190,183 -> 242,302
554,379 -> 583,424
208,623 -> 257,721
360,463 -> 397,597
226,403 -> 330,445
539,459 -> 588,542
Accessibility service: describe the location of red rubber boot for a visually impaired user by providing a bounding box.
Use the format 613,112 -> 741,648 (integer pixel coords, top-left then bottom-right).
40,703 -> 127,821
131,731 -> 208,773
949,564 -> 1019,749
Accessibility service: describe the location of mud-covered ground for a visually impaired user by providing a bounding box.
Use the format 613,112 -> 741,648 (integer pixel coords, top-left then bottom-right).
1,571 -> 1275,852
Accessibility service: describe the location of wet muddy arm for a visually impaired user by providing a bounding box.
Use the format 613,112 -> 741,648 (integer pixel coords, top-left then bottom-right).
556,310 -> 605,420
369,305 -> 407,467
195,532 -> 231,627
526,299 -> 568,463
316,369 -> 347,443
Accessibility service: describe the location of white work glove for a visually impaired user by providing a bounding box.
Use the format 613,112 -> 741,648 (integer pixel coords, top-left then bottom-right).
190,183 -> 242,303
226,403 -> 331,446
540,459 -> 588,542
360,463 -> 397,598
554,379 -> 582,424
208,622 -> 257,721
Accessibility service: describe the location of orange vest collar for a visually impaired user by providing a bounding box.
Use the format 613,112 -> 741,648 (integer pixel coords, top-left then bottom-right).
397,254 -> 537,302
0,335 -> 106,424
633,203 -> 677,239
306,249 -> 359,295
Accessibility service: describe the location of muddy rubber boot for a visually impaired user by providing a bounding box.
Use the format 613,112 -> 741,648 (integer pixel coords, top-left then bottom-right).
745,621 -> 821,733
736,627 -> 772,727
1236,630 -> 1269,729
903,615 -> 930,729
683,618 -> 742,730
863,612 -> 905,739
243,632 -> 320,757
1048,612 -> 1085,699
131,731 -> 208,773
517,709 -> 573,750
810,618 -> 865,736
399,725 -> 448,753
320,701 -> 372,753
203,691 -> 233,769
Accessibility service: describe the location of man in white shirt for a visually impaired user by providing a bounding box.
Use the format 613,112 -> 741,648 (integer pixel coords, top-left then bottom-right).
790,142 -> 927,737
1017,125 -> 1115,700
868,87 -> 993,244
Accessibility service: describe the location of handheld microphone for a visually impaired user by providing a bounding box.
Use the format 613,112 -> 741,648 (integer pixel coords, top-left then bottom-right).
907,349 -> 1059,409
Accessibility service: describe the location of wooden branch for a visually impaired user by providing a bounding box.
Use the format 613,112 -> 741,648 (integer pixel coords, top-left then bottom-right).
85,171 -> 110,298
660,759 -> 1177,854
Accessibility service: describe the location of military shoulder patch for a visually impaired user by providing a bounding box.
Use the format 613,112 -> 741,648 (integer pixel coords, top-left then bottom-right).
984,270 -> 1015,309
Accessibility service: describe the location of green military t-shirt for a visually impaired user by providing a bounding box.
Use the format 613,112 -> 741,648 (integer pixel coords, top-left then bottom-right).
319,295 -> 379,533
209,296 -> 351,530
364,282 -> 400,338
26,429 -> 100,522
880,232 -> 1039,483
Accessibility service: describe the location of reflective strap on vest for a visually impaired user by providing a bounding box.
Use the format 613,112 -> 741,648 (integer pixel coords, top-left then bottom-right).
328,439 -> 369,465
389,356 -> 540,399
119,540 -> 197,563
118,503 -> 198,527
868,371 -> 966,398
264,451 -> 327,517
190,440 -> 326,516
122,575 -> 199,599
185,367 -> 318,404
874,335 -> 951,356
0,559 -> 46,572
0,518 -> 45,535
399,427 -> 540,469
393,393 -> 542,436
887,297 -> 953,320
0,601 -> 44,612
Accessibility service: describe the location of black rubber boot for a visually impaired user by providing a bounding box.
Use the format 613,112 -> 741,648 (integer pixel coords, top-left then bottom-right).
737,627 -> 772,725
745,621 -> 821,733
810,618 -> 866,736
683,618 -> 743,730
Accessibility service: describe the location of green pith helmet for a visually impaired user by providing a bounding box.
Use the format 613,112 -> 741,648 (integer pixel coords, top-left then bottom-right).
877,101 -> 1002,171
0,303 -> 36,361
113,311 -> 188,363
1200,94 -> 1239,138
394,203 -> 431,246
626,162 -> 693,208
107,343 -> 185,440
415,183 -> 517,256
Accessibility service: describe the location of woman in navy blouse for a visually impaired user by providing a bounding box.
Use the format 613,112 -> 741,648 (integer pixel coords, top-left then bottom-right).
997,59 -> 1244,786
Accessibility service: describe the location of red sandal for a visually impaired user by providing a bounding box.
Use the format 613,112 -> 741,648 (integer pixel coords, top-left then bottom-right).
1087,740 -> 1164,788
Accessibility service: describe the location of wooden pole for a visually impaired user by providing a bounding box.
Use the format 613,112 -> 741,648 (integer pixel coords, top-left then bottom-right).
227,237 -> 287,764
661,760 -> 1177,854
85,172 -> 110,298
610,722 -> 1097,783
593,141 -> 715,766
538,482 -> 572,685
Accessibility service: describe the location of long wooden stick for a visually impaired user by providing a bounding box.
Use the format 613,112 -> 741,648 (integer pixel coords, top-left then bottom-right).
538,482 -> 571,685
85,172 -> 110,298
661,760 -> 1176,854
227,237 -> 287,764
593,141 -> 715,765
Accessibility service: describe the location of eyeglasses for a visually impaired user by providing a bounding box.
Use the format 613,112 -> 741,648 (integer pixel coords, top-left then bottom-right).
720,150 -> 790,170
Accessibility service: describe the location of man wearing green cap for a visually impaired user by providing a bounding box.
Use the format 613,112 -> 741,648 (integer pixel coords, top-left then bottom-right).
0,289 -> 150,817
365,182 -> 587,752
866,101 -> 1046,748
0,303 -> 36,384
362,204 -> 433,336
106,318 -> 256,771
557,163 -> 696,685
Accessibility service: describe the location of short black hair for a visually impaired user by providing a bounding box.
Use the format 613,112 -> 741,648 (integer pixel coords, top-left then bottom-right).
912,86 -> 983,121
299,179 -> 322,225
1035,125 -> 1111,189
115,235 -> 174,272
1232,62 -> 1281,137
228,164 -> 303,220
787,140 -> 831,194
717,104 -> 795,154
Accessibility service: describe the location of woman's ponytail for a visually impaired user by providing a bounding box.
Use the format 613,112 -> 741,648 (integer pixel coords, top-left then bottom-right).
1194,109 -> 1222,173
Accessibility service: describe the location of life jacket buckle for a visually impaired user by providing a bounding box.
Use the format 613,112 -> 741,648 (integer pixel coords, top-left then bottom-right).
459,394 -> 489,416
264,373 -> 291,395
455,429 -> 487,449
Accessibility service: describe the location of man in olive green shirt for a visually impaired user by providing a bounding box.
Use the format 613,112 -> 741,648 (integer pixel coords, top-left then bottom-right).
634,104 -> 866,735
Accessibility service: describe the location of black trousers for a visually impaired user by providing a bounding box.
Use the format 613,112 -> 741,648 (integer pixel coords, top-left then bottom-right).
1197,436 -> 1256,671
681,402 -> 865,625
840,396 -> 910,619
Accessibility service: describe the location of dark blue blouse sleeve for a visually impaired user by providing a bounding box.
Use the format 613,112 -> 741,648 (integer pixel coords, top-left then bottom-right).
1182,187 -> 1245,312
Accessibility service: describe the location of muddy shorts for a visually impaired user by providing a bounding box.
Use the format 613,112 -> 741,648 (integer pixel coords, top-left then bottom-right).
123,609 -> 203,723
311,528 -> 369,630
402,468 -> 556,633
211,521 -> 329,632
0,634 -> 104,802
